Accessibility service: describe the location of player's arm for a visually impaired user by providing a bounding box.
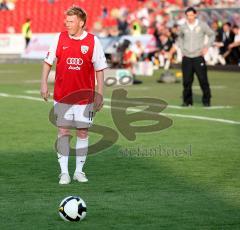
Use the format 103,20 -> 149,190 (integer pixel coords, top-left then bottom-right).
202,22 -> 215,55
228,41 -> 240,49
94,70 -> 104,111
92,36 -> 108,112
40,33 -> 60,102
204,22 -> 215,47
40,62 -> 51,101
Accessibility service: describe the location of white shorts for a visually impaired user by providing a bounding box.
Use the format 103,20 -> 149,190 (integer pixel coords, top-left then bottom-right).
54,101 -> 94,129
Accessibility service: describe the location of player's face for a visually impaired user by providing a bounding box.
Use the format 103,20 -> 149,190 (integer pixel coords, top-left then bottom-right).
65,15 -> 84,36
186,11 -> 196,24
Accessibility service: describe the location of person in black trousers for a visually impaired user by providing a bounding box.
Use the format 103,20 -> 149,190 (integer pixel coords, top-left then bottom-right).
182,56 -> 211,106
177,7 -> 215,107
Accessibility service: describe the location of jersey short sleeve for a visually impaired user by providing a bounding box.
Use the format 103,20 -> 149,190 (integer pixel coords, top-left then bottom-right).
44,33 -> 60,66
92,36 -> 108,71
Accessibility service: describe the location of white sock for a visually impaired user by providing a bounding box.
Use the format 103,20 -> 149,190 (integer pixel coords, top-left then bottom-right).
164,59 -> 170,70
159,55 -> 164,67
57,135 -> 70,175
75,137 -> 88,173
57,153 -> 69,175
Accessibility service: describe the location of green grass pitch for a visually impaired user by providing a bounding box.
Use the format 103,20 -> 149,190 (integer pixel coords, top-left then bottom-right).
0,63 -> 239,229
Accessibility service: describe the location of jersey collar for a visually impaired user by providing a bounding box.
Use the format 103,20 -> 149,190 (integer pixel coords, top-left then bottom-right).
69,31 -> 88,40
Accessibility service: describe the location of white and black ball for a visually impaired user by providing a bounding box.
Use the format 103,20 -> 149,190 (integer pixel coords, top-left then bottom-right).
58,196 -> 87,222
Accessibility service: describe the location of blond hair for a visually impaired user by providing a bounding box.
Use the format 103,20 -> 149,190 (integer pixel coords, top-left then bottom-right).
66,6 -> 87,27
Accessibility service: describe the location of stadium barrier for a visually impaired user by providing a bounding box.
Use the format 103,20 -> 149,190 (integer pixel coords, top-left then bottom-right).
0,33 -> 156,77
0,33 -> 25,54
21,33 -> 56,59
47,69 -> 133,86
0,33 -> 158,59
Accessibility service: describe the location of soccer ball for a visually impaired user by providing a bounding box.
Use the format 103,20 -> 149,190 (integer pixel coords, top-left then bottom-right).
58,196 -> 87,222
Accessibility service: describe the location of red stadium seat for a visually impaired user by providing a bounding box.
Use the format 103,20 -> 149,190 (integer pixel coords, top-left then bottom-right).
0,0 -> 144,33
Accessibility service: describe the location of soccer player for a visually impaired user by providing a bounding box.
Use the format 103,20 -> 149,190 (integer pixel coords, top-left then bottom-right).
40,6 -> 107,184
177,7 -> 215,107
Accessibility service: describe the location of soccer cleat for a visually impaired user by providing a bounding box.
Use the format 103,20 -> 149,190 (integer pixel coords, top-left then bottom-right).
59,173 -> 71,185
73,172 -> 88,183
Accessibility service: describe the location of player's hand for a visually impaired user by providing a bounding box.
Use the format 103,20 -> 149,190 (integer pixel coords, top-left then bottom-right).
228,44 -> 233,49
40,83 -> 50,101
214,42 -> 223,48
94,94 -> 104,112
201,47 -> 208,56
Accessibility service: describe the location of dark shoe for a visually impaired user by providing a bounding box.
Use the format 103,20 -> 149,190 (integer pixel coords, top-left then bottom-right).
181,103 -> 192,107
133,79 -> 142,84
203,102 -> 211,107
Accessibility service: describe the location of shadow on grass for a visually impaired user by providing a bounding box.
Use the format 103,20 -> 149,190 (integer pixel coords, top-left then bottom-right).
0,145 -> 239,230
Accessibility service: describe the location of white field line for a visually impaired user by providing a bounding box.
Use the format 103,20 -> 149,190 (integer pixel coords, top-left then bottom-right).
192,85 -> 226,90
0,93 -> 47,102
0,70 -> 25,74
24,90 -> 232,110
103,105 -> 240,125
24,80 -> 41,83
1,93 -> 239,125
103,98 -> 232,110
163,113 -> 240,125
25,90 -> 41,94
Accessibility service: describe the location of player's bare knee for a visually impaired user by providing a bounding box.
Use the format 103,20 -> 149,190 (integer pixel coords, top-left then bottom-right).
76,128 -> 88,139
58,127 -> 71,137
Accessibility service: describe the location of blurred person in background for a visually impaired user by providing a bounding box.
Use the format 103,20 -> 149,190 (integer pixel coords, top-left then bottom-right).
22,18 -> 32,48
117,16 -> 129,36
101,7 -> 108,19
169,24 -> 179,43
123,44 -> 137,69
177,7 -> 215,107
131,20 -> 142,36
169,24 -> 183,64
123,40 -> 142,84
219,22 -> 235,63
205,21 -> 226,65
157,33 -> 174,70
0,0 -> 9,10
225,25 -> 240,65
132,40 -> 145,61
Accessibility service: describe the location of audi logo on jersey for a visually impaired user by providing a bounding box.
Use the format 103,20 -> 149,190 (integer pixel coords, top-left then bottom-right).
66,57 -> 83,71
66,57 -> 83,65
